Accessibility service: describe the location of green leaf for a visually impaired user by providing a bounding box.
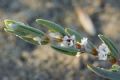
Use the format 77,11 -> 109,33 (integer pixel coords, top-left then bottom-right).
87,64 -> 120,80
19,36 -> 40,45
109,64 -> 120,72
36,19 -> 66,36
4,19 -> 48,45
65,28 -> 82,41
98,34 -> 119,59
19,36 -> 48,45
4,20 -> 44,37
51,44 -> 79,56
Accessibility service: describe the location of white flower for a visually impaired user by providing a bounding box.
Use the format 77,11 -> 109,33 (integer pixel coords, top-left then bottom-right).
33,37 -> 41,45
98,43 -> 110,53
60,35 -> 76,47
80,37 -> 88,46
80,37 -> 89,51
76,52 -> 81,57
97,43 -> 110,60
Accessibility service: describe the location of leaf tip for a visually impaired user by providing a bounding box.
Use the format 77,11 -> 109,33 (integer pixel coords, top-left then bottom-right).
98,34 -> 103,38
4,19 -> 11,25
87,64 -> 93,69
36,19 -> 44,23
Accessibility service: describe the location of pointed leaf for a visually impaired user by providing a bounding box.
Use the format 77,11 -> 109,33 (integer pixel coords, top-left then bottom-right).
87,64 -> 120,80
19,36 -> 40,45
19,36 -> 49,45
4,19 -> 48,45
51,44 -> 79,56
36,19 -> 66,36
4,20 -> 45,37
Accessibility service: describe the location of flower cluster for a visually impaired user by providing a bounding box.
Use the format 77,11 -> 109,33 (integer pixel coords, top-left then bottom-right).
48,32 -> 111,60
60,35 -> 75,47
48,32 -> 89,56
97,43 -> 110,60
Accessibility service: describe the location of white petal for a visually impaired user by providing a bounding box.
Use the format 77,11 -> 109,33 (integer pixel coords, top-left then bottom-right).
60,35 -> 75,47
69,41 -> 74,47
98,43 -> 110,54
63,36 -> 69,41
81,37 -> 88,46
63,40 -> 68,47
98,51 -> 107,60
97,43 -> 109,60
76,52 -> 81,57
60,40 -> 69,47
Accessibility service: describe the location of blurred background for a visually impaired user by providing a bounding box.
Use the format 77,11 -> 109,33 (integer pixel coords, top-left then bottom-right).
0,0 -> 120,80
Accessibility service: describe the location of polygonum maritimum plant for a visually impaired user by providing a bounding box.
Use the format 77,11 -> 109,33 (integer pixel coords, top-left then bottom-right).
4,19 -> 120,80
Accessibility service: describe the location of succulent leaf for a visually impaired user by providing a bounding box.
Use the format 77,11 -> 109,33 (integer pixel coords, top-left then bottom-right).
51,44 -> 79,56
36,19 -> 66,36
4,19 -> 47,45
87,64 -> 120,80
